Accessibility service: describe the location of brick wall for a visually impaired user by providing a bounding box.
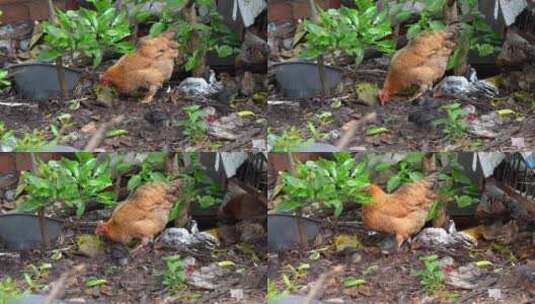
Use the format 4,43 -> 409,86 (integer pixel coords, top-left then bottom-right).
0,0 -> 79,24
0,153 -> 63,175
268,0 -> 342,22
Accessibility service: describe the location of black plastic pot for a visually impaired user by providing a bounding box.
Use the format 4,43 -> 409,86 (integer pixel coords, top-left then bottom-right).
0,213 -> 63,250
9,63 -> 82,101
270,295 -> 322,304
9,294 -> 65,304
294,142 -> 339,152
268,214 -> 321,251
271,61 -> 344,99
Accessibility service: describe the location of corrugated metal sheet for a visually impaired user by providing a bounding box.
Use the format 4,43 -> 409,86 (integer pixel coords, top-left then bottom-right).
495,0 -> 528,26
234,0 -> 266,27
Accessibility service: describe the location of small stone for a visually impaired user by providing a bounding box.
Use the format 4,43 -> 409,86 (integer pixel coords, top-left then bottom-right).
488,288 -> 501,300
3,189 -> 16,202
351,253 -> 362,264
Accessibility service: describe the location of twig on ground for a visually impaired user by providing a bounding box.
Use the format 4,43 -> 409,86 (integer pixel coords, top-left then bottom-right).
336,112 -> 377,150
0,102 -> 38,108
84,114 -> 125,151
44,264 -> 86,304
303,265 -> 344,304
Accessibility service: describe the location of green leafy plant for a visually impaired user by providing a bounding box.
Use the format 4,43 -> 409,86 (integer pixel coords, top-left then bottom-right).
178,105 -> 208,144
40,0 -> 133,66
267,279 -> 287,304
302,0 -> 395,64
432,103 -> 467,143
270,127 -> 312,152
414,255 -> 445,294
0,277 -> 24,304
278,152 -> 370,217
374,152 -> 426,193
280,263 -> 310,293
126,152 -> 169,191
169,154 -> 224,220
396,0 -> 448,39
0,119 -> 70,152
144,0 -> 239,72
427,153 -> 479,220
85,277 -> 108,287
0,69 -> 9,88
23,263 -> 52,291
19,153 -> 115,217
161,255 -> 187,291
391,0 -> 500,68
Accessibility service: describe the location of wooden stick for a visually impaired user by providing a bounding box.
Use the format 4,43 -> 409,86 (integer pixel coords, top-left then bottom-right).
46,0 -> 68,100
30,153 -> 50,251
0,102 -> 38,108
335,112 -> 377,150
84,114 -> 125,151
44,264 -> 86,304
303,265 -> 344,304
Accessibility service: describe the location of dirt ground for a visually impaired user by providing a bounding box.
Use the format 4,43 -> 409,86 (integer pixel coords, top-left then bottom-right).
268,211 -> 535,304
0,217 -> 267,304
0,77 -> 266,152
268,57 -> 535,152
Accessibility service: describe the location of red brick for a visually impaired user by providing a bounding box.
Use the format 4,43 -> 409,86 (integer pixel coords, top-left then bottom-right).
319,0 -> 342,9
268,1 -> 293,22
0,0 -> 79,23
292,1 -> 312,20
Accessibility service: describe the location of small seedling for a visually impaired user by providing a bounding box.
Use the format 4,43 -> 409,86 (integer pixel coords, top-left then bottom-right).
270,127 -> 312,152
267,279 -> 287,303
366,126 -> 389,136
178,105 -> 208,144
307,122 -> 327,142
414,255 -> 444,294
162,255 -> 187,291
0,69 -> 10,88
23,263 -> 52,291
0,277 -> 24,304
433,103 -> 468,143
343,277 -> 366,288
85,277 -> 108,287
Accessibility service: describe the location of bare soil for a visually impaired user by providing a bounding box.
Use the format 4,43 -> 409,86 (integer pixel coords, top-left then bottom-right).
268,211 -> 535,303
268,58 -> 535,152
0,218 -> 267,304
0,78 -> 266,152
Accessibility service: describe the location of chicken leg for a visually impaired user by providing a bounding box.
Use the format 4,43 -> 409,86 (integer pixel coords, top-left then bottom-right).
141,84 -> 161,104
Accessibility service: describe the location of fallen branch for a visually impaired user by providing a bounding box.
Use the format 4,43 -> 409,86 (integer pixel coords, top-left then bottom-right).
303,265 -> 344,304
84,114 -> 125,151
0,102 -> 38,108
44,264 -> 86,304
336,112 -> 377,150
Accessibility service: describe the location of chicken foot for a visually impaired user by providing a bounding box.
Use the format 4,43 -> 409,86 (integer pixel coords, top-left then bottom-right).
141,84 -> 161,104
406,84 -> 431,103
130,237 -> 153,256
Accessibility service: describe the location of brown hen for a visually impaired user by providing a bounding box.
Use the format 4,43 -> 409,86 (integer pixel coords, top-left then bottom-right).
378,23 -> 459,105
361,172 -> 439,248
95,180 -> 181,250
99,30 -> 179,103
